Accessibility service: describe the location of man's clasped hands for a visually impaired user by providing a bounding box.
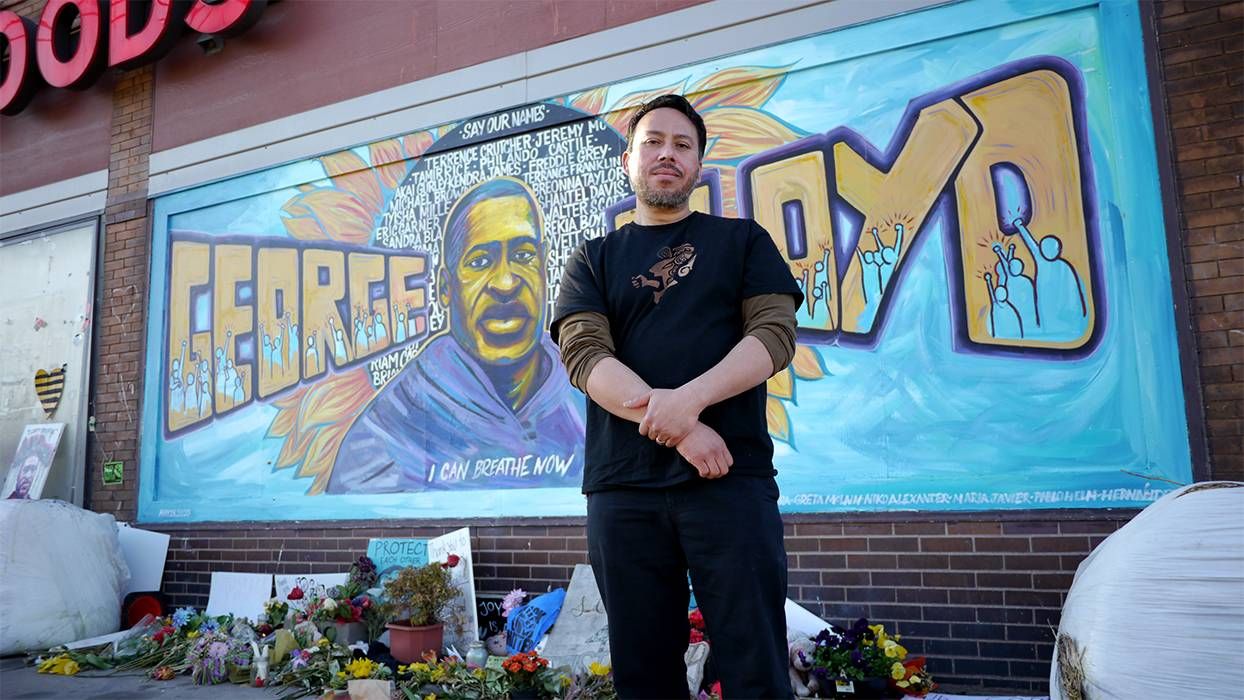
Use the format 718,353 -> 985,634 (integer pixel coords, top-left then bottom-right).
623,386 -> 734,479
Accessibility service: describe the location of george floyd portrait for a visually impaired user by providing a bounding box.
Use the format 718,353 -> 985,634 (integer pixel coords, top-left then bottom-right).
327,178 -> 585,494
3,423 -> 64,500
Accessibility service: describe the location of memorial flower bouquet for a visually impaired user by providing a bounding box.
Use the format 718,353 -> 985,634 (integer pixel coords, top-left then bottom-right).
335,554 -> 379,598
263,597 -> 290,626
561,662 -> 617,700
328,656 -> 393,690
890,657 -> 936,697
397,653 -> 508,699
270,638 -> 353,700
310,592 -> 363,625
501,650 -> 562,698
809,618 -> 935,697
186,631 -> 232,685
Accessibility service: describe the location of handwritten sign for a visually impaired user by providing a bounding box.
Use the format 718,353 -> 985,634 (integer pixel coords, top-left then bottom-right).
542,564 -> 609,673
428,527 -> 478,652
476,595 -> 507,639
275,573 -> 349,612
205,572 -> 273,620
367,538 -> 428,584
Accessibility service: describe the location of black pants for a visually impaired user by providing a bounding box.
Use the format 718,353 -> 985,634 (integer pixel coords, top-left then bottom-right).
587,475 -> 791,700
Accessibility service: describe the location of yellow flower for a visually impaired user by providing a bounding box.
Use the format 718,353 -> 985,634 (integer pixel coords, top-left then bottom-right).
869,624 -> 888,645
38,655 -> 80,676
589,662 -> 611,677
337,671 -> 347,678
473,668 -> 485,679
429,665 -> 446,682
882,639 -> 907,659
344,658 -> 379,679
186,630 -> 200,639
561,674 -> 572,688
412,662 -> 430,674
424,695 -> 437,700
891,662 -> 906,680
398,665 -> 408,674
897,680 -> 910,688
317,638 -> 330,648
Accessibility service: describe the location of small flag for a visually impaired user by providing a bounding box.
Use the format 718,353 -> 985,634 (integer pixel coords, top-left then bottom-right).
34,365 -> 67,418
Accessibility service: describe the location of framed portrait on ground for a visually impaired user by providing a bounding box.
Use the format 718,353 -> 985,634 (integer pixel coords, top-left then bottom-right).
4,423 -> 65,500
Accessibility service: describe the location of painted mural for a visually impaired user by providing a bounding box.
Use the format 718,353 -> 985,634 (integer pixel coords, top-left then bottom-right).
140,0 -> 1193,522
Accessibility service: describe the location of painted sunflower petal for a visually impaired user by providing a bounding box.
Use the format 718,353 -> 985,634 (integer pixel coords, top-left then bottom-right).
767,367 -> 794,400
319,151 -> 384,217
280,189 -> 374,245
791,344 -> 828,381
700,106 -> 801,162
570,86 -> 609,115
766,396 -> 793,446
689,65 -> 791,111
403,131 -> 436,160
369,139 -> 409,189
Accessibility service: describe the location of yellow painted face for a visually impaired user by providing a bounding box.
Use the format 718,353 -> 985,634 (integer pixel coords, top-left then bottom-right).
443,195 -> 544,365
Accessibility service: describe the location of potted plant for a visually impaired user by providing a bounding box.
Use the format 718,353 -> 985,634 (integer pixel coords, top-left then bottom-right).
383,557 -> 460,663
809,618 -> 935,698
501,650 -> 561,699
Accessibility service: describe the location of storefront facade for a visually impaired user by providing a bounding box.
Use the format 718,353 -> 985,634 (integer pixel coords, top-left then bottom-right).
2,0 -> 1239,690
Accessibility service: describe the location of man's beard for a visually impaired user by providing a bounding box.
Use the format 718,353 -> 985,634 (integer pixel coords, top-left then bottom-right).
632,167 -> 700,210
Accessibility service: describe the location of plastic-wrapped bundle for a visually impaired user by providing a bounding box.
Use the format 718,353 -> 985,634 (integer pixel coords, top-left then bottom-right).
1051,482 -> 1244,699
0,499 -> 130,654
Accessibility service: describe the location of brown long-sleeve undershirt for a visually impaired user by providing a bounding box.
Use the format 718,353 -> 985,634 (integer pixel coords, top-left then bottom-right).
554,293 -> 799,394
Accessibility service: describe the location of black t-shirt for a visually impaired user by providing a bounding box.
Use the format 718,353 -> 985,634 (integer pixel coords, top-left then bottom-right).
551,212 -> 804,493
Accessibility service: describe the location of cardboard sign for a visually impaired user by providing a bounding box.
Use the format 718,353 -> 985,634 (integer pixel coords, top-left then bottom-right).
366,538 -> 428,584
542,564 -> 610,672
205,572 -> 273,620
275,573 -> 349,612
428,527 -> 478,652
115,524 -> 170,595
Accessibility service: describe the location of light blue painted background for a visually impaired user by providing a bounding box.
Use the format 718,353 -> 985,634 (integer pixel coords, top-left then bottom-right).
139,0 -> 1192,522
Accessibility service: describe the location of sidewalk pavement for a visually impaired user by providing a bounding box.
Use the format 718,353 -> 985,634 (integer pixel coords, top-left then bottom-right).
0,654 -> 270,699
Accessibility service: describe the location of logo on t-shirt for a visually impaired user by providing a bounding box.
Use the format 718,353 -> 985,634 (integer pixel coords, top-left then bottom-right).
630,243 -> 697,304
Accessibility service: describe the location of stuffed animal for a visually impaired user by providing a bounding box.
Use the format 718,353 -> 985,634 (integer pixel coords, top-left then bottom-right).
788,636 -> 819,698
484,632 -> 507,656
250,641 -> 270,682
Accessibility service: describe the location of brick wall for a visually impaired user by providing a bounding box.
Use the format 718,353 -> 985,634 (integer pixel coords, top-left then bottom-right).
87,65 -> 155,519
154,514 -> 1128,692
1159,0 -> 1244,481
2,0 -> 1235,694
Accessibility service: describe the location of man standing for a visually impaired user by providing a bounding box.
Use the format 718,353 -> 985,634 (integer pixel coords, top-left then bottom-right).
329,177 -> 584,493
552,95 -> 802,698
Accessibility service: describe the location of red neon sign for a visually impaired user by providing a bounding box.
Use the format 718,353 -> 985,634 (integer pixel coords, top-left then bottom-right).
0,0 -> 268,115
